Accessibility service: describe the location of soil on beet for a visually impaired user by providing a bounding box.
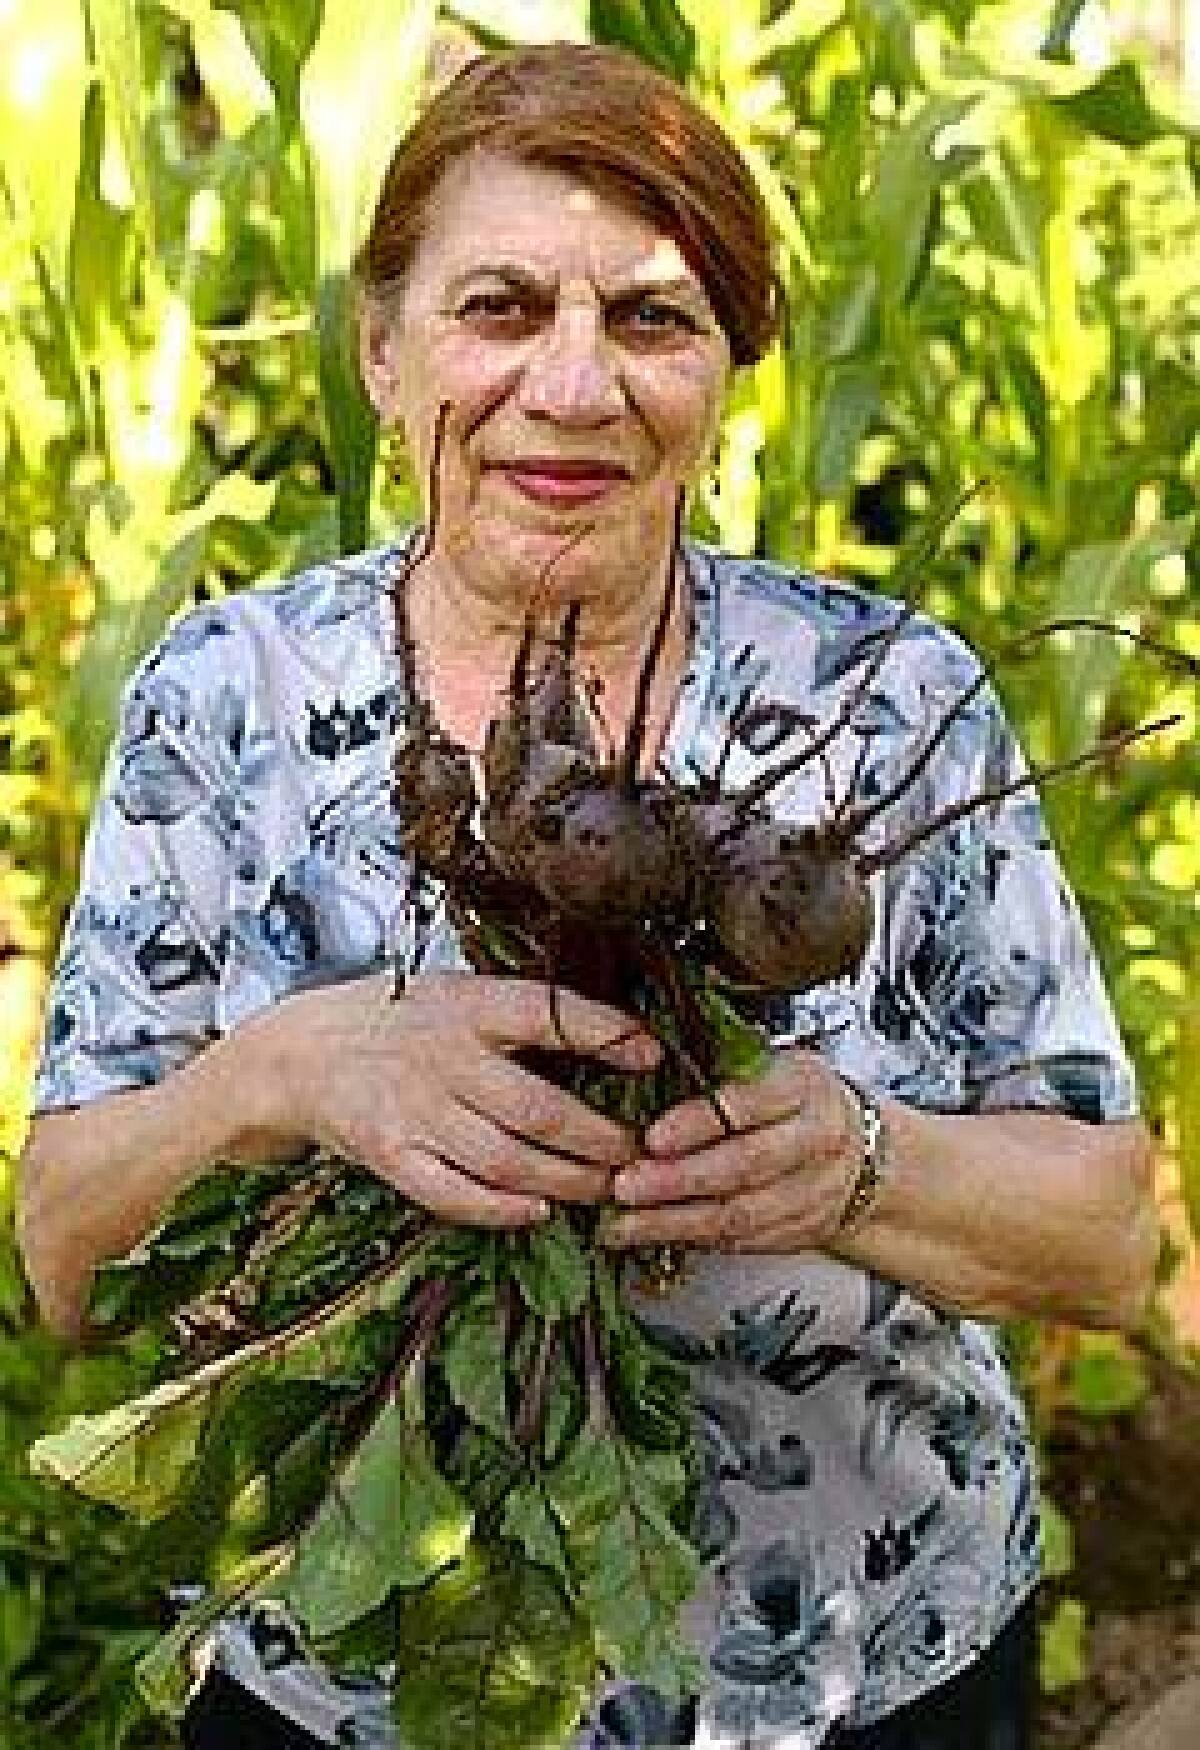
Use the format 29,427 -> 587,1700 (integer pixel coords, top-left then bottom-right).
1034,1345 -> 1200,1748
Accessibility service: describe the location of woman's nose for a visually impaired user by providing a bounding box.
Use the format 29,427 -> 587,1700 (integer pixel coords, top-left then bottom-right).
516,303 -> 627,425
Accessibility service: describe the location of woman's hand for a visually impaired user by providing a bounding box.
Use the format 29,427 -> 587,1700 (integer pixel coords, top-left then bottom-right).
253,970 -> 660,1229
598,1048 -> 861,1253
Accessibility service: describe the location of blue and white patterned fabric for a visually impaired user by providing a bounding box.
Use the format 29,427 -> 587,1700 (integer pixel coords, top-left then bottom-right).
33,530 -> 1137,1747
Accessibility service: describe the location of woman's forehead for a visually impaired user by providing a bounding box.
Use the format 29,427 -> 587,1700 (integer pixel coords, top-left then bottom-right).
410,151 -> 705,296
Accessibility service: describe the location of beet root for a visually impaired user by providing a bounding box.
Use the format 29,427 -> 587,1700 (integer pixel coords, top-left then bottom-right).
706,818 -> 873,992
486,777 -> 693,924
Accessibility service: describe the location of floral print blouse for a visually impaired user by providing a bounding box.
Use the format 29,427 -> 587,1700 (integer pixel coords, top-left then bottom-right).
32,531 -> 1137,1747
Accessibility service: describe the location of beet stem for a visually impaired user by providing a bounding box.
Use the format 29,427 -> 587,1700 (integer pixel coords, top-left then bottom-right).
581,1301 -> 610,1435
513,1318 -> 557,1449
835,730 -> 876,821
638,933 -> 736,1136
860,711 -> 1183,876
730,599 -> 918,817
619,490 -> 686,798
711,680 -> 757,792
845,616 -> 1200,840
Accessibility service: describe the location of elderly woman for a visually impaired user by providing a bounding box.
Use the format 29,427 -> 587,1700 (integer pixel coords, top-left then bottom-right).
19,41 -> 1155,1750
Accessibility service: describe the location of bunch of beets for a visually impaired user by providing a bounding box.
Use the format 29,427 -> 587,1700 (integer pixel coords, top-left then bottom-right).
31,421 -> 1192,1747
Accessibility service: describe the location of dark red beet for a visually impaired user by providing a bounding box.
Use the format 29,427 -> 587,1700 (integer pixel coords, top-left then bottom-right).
704,816 -> 873,992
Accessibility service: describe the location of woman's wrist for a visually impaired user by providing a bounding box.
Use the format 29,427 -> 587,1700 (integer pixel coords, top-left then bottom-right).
196,1008 -> 315,1166
833,1077 -> 891,1234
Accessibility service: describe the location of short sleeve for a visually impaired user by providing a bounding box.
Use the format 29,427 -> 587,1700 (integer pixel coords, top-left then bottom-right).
31,605 -> 248,1114
877,657 -> 1140,1123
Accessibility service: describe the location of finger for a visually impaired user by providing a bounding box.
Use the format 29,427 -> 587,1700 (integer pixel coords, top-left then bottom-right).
441,1100 -> 617,1204
465,1057 -> 639,1167
643,1043 -> 843,1155
376,1144 -> 549,1228
474,978 -> 661,1070
615,1115 -> 825,1206
599,1178 -> 822,1253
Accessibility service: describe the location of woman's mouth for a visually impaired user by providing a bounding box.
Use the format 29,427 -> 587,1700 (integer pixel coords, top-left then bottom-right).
496,460 -> 630,505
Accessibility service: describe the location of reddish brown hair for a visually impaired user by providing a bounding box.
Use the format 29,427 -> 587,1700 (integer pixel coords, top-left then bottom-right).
355,42 -> 782,368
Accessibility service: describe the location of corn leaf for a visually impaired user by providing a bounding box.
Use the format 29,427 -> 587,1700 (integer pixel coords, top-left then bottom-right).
87,0 -> 154,249
589,0 -> 696,78
447,1 -> 588,45
298,0 -> 437,281
159,0 -> 275,138
0,0 -> 89,296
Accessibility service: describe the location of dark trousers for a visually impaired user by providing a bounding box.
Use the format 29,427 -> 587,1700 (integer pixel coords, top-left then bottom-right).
182,1595 -> 1038,1749
827,1596 -> 1039,1750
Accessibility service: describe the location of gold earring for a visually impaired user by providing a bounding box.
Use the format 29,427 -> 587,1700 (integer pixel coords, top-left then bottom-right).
379,426 -> 408,484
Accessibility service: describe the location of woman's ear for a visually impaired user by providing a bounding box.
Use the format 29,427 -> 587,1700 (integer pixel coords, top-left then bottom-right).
357,291 -> 405,421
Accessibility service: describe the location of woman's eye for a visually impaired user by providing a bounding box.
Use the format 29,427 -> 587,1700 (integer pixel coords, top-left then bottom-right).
457,291 -> 538,324
614,299 -> 698,336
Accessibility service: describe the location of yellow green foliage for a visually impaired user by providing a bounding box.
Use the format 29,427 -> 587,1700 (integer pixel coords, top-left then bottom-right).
1,3 -> 1197,1739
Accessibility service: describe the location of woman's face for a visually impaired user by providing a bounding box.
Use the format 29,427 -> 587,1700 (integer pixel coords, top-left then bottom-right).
360,150 -> 732,630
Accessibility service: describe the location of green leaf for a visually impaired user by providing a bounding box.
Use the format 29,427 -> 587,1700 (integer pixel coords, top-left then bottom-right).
511,1215 -> 591,1321
391,1543 -> 595,1750
30,1244 -> 430,1519
88,0 -> 154,250
135,1546 -> 291,1722
1038,1595 -> 1087,1694
1039,1494 -> 1074,1581
589,0 -> 695,79
539,1338 -> 583,1466
446,1 -> 588,45
608,1318 -> 694,1454
822,264 -> 879,363
27,1387 -> 212,1524
440,1289 -> 511,1445
0,0 -> 89,297
694,987 -> 771,1082
298,0 -> 438,281
1056,518 -> 1197,625
544,1426 -> 703,1697
1066,1333 -> 1147,1420
0,1573 -> 44,1683
499,1479 -> 571,1589
283,1400 -> 473,1638
815,359 -> 881,500
316,269 -> 377,553
864,94 -> 980,307
1048,60 -> 1189,150
1048,516 -> 1196,755
297,0 -> 437,548
159,0 -> 275,139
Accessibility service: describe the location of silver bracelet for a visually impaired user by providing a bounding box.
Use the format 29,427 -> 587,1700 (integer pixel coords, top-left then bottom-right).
836,1077 -> 890,1233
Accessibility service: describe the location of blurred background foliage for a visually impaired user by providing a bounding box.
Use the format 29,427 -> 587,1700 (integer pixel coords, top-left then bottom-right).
1,0 -> 1197,1741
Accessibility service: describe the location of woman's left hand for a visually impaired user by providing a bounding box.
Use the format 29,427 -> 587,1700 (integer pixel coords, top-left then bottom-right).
598,1049 -> 864,1253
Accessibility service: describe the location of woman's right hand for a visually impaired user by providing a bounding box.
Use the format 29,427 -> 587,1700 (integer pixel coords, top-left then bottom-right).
250,970 -> 661,1228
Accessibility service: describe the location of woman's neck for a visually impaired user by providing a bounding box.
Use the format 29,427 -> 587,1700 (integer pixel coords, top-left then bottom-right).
405,530 -> 683,661
400,535 -> 692,769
